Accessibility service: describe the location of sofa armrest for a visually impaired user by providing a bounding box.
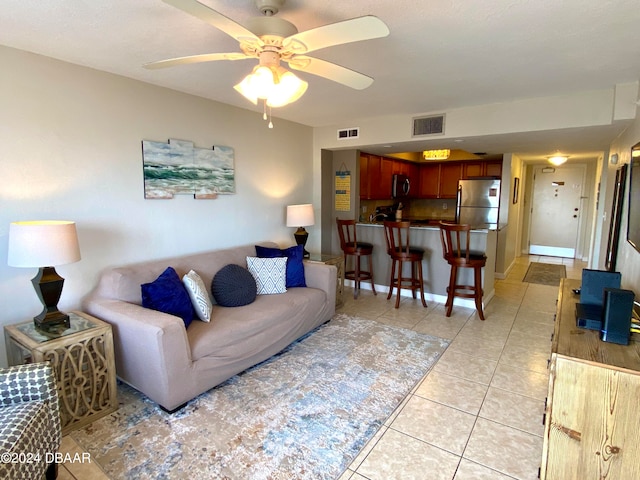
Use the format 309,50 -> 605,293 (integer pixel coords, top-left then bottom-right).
82,298 -> 194,409
303,261 -> 337,308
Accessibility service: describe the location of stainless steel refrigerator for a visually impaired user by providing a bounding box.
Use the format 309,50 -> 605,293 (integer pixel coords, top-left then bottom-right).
456,178 -> 501,228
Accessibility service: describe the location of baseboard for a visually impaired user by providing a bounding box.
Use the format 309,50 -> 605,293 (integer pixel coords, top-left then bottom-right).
344,280 -> 492,310
495,259 -> 516,280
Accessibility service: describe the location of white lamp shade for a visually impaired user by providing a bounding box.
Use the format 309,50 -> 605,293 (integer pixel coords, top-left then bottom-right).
8,221 -> 81,267
286,204 -> 315,227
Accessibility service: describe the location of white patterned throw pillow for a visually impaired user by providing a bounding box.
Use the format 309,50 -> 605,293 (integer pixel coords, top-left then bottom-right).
246,256 -> 287,295
182,270 -> 213,322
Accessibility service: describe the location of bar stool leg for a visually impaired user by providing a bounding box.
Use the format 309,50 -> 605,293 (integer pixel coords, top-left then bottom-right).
387,259 -> 396,300
395,259 -> 403,308
446,265 -> 457,317
354,256 -> 361,299
417,260 -> 427,308
369,255 -> 377,295
411,262 -> 417,299
474,266 -> 485,320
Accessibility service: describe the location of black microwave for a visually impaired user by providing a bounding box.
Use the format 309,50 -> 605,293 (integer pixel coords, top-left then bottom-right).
392,174 -> 411,198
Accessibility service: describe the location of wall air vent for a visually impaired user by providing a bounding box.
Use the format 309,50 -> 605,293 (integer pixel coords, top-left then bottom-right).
412,114 -> 445,137
337,127 -> 360,140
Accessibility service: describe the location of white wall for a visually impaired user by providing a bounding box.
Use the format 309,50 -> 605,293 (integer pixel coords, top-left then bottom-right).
312,86 -> 636,152
608,105 -> 640,294
0,46 -> 315,366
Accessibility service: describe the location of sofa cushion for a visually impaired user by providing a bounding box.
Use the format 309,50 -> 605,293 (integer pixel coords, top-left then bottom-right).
255,244 -> 306,288
212,264 -> 257,307
182,270 -> 213,322
246,257 -> 287,295
187,287 -> 329,362
141,267 -> 194,328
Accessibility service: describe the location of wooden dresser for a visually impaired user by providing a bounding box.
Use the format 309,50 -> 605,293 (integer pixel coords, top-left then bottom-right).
541,278 -> 640,479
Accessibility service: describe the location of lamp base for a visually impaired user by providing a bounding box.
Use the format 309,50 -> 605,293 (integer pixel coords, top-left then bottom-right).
31,267 -> 71,332
293,227 -> 310,258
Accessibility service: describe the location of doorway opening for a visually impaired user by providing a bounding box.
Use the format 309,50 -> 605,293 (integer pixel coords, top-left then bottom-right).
527,164 -> 587,258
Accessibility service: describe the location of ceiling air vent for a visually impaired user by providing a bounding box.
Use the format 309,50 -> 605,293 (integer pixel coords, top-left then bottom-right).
412,114 -> 445,137
337,127 -> 360,140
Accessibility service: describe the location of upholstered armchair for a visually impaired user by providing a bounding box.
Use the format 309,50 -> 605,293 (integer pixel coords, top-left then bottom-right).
0,362 -> 61,480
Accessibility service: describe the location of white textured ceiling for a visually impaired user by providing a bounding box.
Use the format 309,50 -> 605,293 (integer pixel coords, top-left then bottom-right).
2,0 -> 639,158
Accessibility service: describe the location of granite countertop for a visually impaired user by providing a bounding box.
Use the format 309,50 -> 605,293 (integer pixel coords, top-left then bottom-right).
357,220 -> 504,232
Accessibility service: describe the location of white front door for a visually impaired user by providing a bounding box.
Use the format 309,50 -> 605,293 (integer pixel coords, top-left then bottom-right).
529,165 -> 585,257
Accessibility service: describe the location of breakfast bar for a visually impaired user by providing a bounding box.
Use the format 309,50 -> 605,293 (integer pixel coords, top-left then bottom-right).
355,222 -> 497,308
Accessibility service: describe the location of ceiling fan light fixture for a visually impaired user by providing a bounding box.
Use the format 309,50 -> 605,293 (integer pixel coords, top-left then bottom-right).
234,65 -> 277,104
234,64 -> 307,107
548,155 -> 568,166
266,68 -> 307,107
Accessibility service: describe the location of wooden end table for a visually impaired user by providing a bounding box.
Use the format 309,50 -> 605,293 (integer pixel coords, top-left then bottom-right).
307,253 -> 345,307
4,311 -> 118,435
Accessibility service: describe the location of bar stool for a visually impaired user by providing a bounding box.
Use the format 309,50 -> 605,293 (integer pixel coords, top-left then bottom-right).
439,222 -> 487,320
336,218 -> 377,299
383,221 -> 427,309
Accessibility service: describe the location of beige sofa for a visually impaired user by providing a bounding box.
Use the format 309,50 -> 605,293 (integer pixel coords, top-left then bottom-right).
83,242 -> 336,412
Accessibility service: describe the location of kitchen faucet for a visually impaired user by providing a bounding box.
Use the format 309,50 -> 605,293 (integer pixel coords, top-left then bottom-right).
369,213 -> 388,222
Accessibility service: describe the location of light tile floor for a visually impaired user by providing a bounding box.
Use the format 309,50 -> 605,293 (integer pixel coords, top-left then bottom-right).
55,254 -> 584,480
339,254 -> 585,480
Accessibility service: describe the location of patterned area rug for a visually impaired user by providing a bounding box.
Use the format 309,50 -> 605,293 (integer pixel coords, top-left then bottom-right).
70,314 -> 448,479
523,262 -> 567,286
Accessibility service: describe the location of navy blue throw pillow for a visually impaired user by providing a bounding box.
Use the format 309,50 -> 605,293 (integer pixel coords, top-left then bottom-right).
255,244 -> 306,288
211,264 -> 257,307
141,267 -> 194,328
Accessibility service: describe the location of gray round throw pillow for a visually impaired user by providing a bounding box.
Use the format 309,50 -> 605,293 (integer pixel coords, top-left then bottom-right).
211,264 -> 257,307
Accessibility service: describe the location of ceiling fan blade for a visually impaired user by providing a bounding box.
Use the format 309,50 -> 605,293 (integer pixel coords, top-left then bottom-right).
287,56 -> 374,90
282,16 -> 389,55
162,0 -> 262,45
144,52 -> 251,69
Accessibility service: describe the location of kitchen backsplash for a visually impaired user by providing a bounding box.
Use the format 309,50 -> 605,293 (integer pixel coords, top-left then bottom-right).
409,198 -> 457,220
360,198 -> 457,221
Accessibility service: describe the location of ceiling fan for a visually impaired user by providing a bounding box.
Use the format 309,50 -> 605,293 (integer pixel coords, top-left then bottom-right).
145,0 -> 390,109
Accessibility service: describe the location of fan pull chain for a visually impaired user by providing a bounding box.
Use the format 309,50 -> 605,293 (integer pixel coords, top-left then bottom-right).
261,100 -> 274,128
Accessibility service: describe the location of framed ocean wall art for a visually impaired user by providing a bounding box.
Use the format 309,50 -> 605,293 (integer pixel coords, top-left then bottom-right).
142,138 -> 235,199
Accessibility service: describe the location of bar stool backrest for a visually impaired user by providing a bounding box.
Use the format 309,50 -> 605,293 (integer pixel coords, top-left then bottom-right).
439,222 -> 473,263
383,221 -> 413,255
336,218 -> 357,251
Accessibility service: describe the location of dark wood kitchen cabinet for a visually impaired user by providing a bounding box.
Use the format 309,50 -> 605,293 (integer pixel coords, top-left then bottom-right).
462,161 -> 483,178
417,163 -> 440,198
417,162 -> 461,199
379,157 -> 394,197
462,160 -> 502,179
360,154 -> 502,200
439,162 -> 462,198
360,153 -> 393,199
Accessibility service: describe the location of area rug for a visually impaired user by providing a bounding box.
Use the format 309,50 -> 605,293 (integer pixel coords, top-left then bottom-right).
70,314 -> 448,479
523,262 -> 567,286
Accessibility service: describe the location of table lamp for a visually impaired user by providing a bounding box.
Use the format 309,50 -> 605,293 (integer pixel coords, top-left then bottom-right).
8,221 -> 81,331
286,204 -> 315,258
